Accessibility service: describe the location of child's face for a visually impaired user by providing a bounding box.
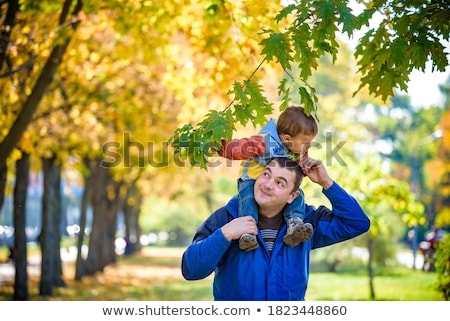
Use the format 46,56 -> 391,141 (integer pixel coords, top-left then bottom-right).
281,132 -> 316,156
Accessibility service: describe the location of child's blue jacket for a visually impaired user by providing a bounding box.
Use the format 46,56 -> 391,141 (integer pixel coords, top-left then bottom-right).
181,182 -> 370,300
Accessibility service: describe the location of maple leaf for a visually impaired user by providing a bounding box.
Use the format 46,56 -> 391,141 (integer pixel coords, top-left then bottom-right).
203,110 -> 234,143
275,4 -> 296,23
336,2 -> 359,37
260,32 -> 293,70
234,103 -> 254,127
243,81 -> 273,127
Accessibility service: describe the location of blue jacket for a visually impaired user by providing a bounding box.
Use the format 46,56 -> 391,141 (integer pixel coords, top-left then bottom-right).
181,182 -> 370,301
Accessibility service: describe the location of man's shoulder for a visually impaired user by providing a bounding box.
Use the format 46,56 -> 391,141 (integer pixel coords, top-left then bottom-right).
304,205 -> 333,225
199,204 -> 235,234
224,195 -> 239,218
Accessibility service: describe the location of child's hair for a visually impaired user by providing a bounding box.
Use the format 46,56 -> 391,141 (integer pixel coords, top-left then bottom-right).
277,105 -> 318,137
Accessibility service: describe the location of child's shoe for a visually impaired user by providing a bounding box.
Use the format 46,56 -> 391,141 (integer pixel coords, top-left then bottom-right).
239,233 -> 259,251
283,218 -> 313,246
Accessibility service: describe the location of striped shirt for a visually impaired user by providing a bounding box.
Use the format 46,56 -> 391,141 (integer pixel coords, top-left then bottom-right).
258,212 -> 284,255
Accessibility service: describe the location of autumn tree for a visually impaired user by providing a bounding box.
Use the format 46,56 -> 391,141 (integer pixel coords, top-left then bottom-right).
0,0 -> 83,164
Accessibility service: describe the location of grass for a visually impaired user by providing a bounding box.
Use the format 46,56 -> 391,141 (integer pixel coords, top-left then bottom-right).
306,270 -> 442,300
0,246 -> 444,301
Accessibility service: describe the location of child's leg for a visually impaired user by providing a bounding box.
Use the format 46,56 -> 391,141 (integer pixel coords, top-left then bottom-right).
283,189 -> 305,221
237,179 -> 259,251
238,179 -> 258,221
283,189 -> 313,246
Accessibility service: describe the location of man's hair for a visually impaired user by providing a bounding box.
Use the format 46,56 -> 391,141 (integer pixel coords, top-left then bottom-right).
269,157 -> 304,193
277,105 -> 318,137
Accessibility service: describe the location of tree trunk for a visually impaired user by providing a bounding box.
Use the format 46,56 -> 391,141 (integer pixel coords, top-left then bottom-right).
39,156 -> 65,296
368,237 -> 376,300
0,160 -> 6,215
75,158 -> 94,281
104,179 -> 123,266
0,0 -> 19,73
84,158 -> 109,275
124,185 -> 142,254
13,152 -> 30,301
52,160 -> 65,288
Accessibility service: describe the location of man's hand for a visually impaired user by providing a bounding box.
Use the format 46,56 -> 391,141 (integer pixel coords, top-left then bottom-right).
299,156 -> 334,190
221,216 -> 258,241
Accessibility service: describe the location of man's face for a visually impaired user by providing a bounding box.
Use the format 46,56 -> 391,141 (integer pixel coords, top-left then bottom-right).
254,160 -> 300,215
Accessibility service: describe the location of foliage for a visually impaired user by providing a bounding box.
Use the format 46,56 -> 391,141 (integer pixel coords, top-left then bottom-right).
355,0 -> 449,100
169,87 -> 273,169
434,108 -> 450,228
368,94 -> 447,231
435,233 -> 450,300
170,0 -> 450,169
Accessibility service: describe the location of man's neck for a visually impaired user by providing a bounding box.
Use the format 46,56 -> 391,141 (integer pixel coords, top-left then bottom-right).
258,206 -> 284,219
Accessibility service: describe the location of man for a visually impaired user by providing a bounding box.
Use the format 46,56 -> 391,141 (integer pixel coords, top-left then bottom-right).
181,157 -> 370,300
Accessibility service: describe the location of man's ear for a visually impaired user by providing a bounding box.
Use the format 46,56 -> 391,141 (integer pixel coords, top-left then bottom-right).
286,190 -> 300,204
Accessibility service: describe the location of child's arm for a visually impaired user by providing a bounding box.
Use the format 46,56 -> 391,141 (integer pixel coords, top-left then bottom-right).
218,136 -> 266,160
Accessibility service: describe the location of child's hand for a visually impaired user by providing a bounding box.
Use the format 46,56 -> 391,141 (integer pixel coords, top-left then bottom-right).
210,139 -> 226,156
299,156 -> 333,190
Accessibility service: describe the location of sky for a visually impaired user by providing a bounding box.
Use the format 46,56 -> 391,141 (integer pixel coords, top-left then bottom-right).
406,64 -> 449,108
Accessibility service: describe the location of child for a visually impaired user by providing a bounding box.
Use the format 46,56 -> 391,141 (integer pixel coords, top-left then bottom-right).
219,105 -> 318,251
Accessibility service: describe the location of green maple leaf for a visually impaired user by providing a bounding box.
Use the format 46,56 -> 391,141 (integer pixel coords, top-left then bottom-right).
391,39 -> 408,68
231,81 -> 249,105
298,86 -> 317,116
260,32 -> 293,70
203,110 -> 234,143
169,123 -> 193,152
233,103 -> 253,127
244,81 -> 273,127
336,2 -> 359,36
278,78 -> 290,112
275,4 -> 296,23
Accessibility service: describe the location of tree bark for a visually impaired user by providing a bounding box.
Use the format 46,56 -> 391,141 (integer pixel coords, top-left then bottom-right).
0,0 -> 19,74
13,152 -> 30,301
39,156 -> 65,296
104,179 -> 123,266
124,185 -> 142,254
0,160 -> 6,216
84,158 -> 108,275
75,158 -> 94,281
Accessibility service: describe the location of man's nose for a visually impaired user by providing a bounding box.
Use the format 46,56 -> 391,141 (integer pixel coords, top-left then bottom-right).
264,179 -> 274,189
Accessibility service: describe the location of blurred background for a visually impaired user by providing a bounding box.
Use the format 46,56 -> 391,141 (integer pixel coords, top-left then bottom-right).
0,0 -> 449,301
